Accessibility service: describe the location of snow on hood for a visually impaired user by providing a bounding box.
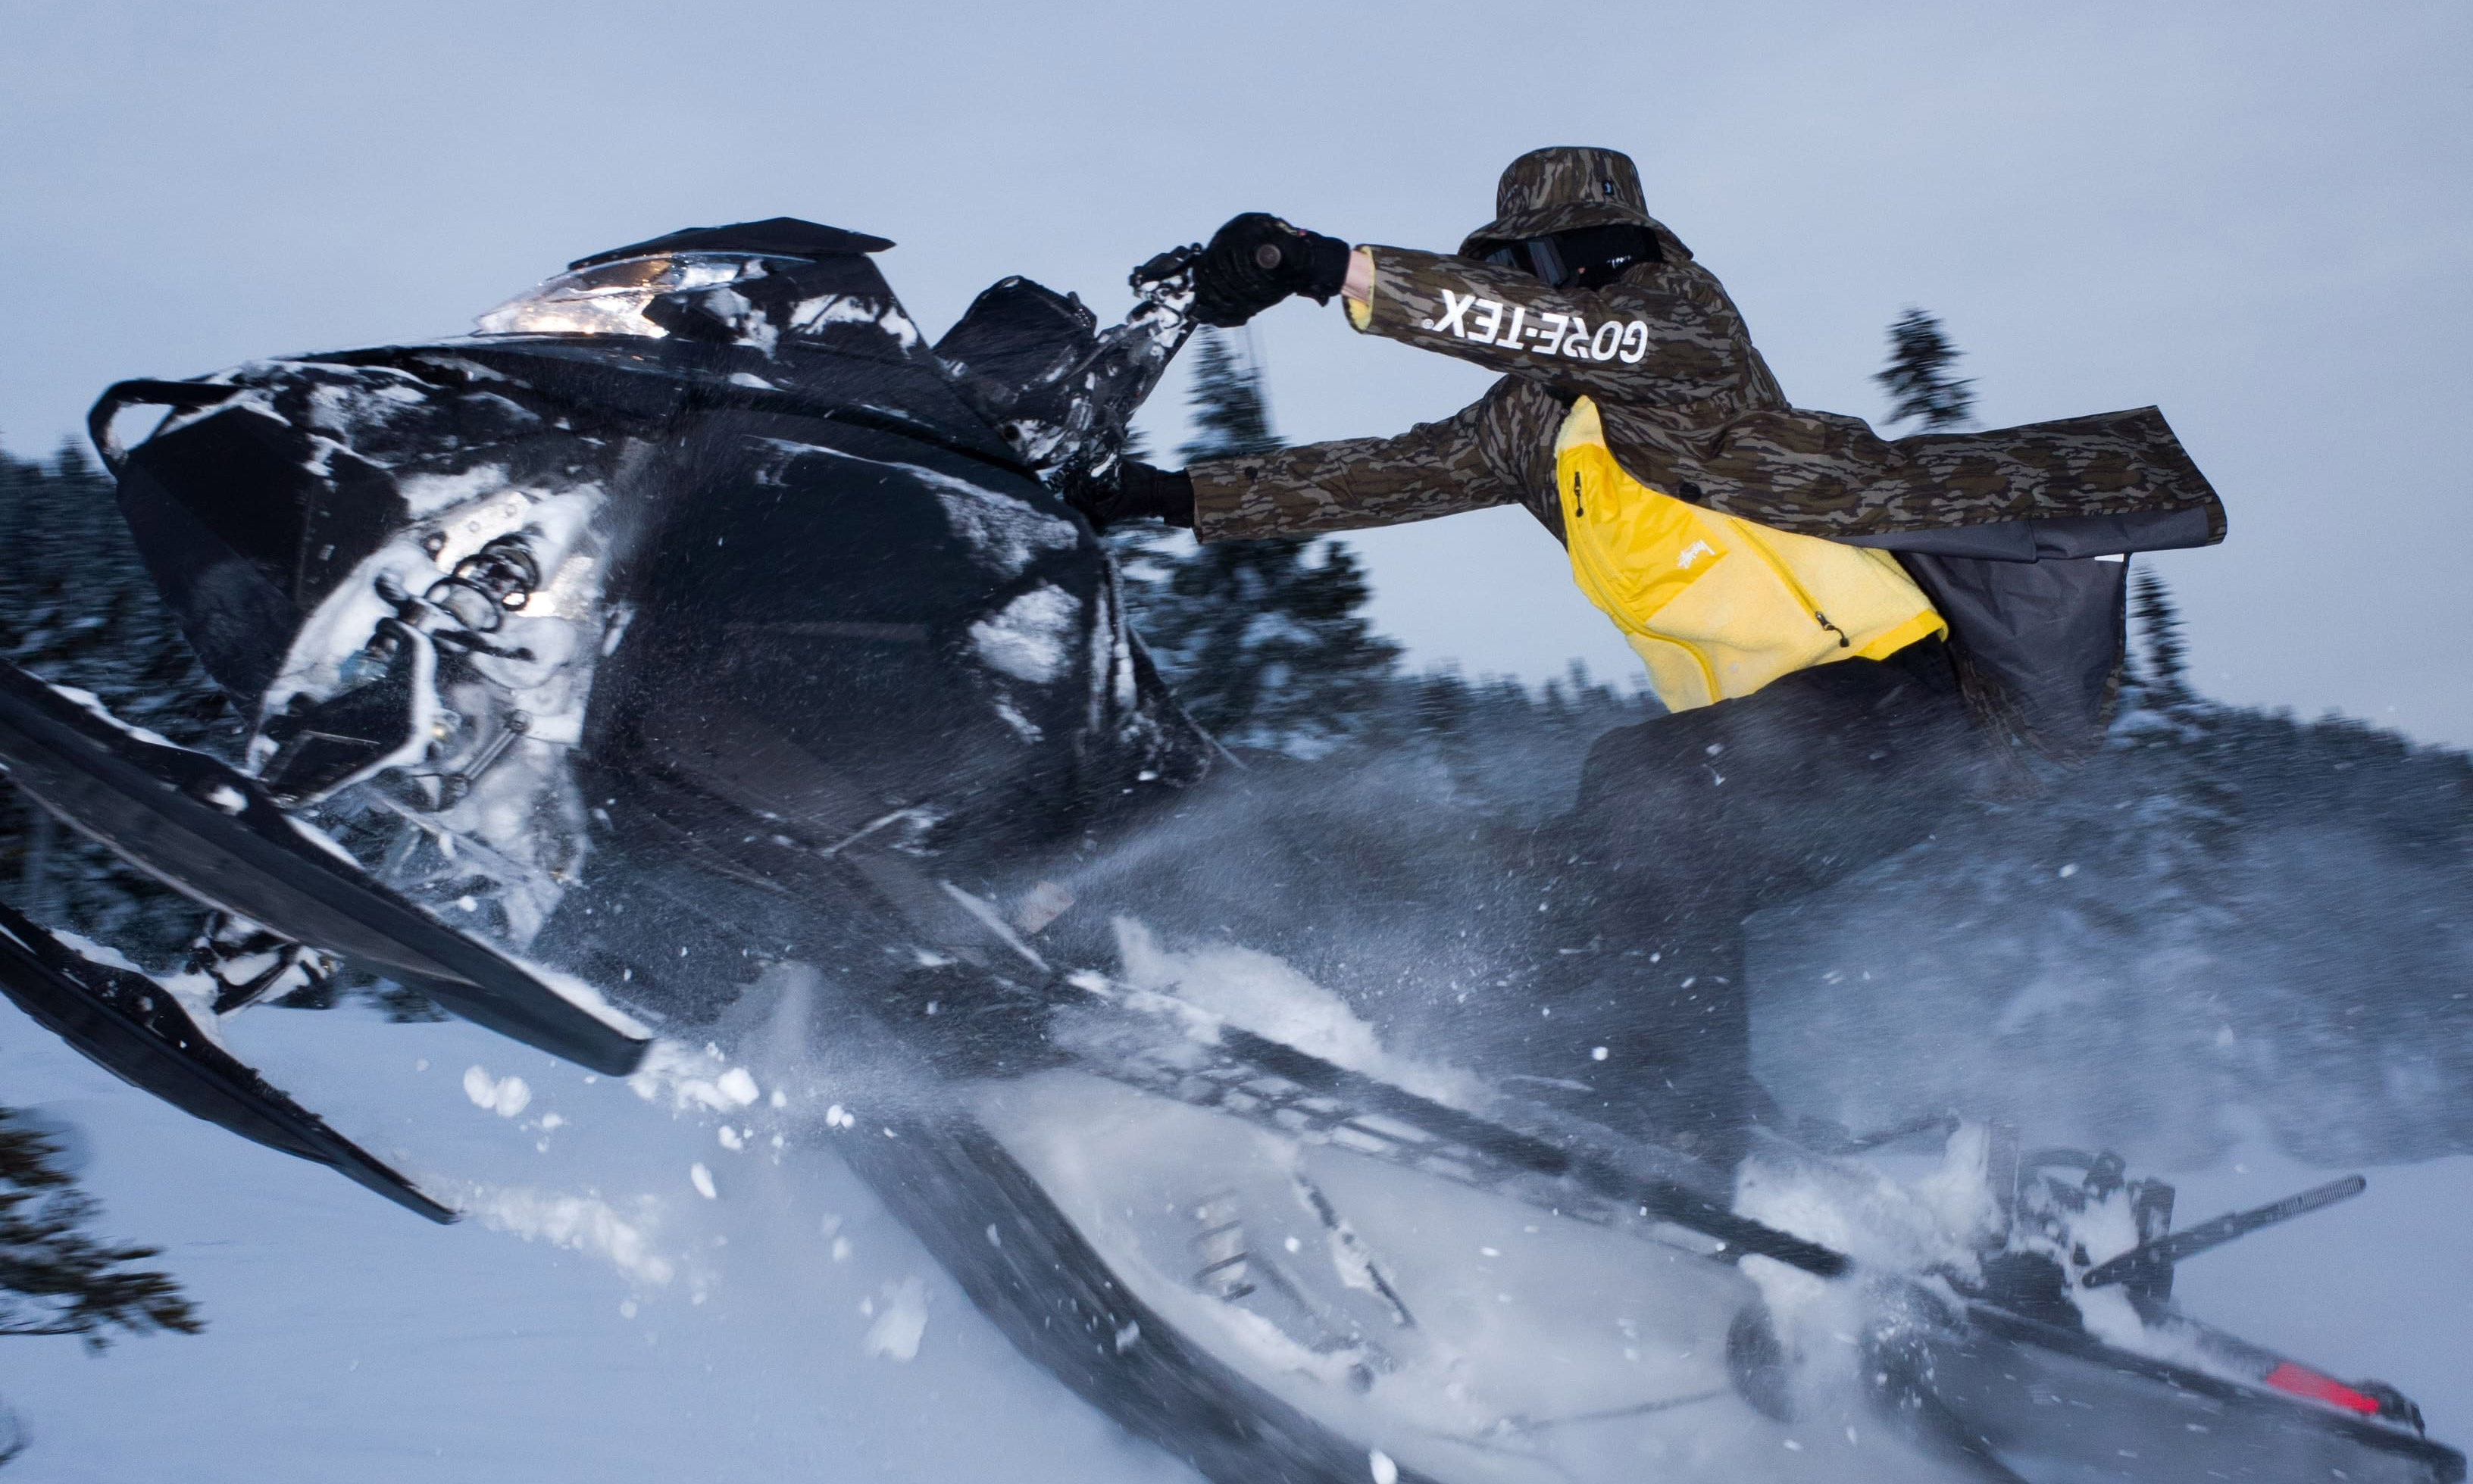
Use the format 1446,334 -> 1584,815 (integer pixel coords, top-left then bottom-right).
969,583 -> 1080,684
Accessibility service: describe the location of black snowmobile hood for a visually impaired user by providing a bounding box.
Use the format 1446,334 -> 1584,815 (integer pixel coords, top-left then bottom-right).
83,219 -> 1042,707
330,332 -> 1027,470
569,216 -> 894,268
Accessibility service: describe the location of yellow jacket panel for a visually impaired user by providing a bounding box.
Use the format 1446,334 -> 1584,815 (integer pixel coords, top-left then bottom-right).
1555,398 -> 1946,711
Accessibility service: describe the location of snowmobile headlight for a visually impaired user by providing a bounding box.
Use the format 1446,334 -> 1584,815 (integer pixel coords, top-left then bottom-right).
472,252 -> 787,339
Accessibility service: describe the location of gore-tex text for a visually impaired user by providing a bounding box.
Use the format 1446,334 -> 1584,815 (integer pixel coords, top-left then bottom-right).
1427,289 -> 1650,364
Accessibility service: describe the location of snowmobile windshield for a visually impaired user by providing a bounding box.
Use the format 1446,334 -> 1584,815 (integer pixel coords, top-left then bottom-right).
1483,223 -> 1662,290
472,253 -> 800,339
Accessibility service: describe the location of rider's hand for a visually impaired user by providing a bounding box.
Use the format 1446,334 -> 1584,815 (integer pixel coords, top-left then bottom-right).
1191,213 -> 1351,327
1058,458 -> 1195,533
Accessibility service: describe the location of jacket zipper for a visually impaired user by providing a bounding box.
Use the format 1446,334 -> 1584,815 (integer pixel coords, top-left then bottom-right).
1732,522 -> 1852,648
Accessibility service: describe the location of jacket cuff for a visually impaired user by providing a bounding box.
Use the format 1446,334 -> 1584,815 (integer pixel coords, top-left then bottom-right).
1343,247 -> 1376,332
1186,460 -> 1255,543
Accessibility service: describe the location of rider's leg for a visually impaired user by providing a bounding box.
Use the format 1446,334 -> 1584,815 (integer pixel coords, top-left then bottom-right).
1539,639 -> 1990,1164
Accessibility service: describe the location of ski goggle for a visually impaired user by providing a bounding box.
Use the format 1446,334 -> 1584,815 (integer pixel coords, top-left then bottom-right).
1484,223 -> 1662,290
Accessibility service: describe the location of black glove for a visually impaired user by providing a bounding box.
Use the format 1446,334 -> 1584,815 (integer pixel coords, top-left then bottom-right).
1058,458 -> 1194,533
1190,212 -> 1351,327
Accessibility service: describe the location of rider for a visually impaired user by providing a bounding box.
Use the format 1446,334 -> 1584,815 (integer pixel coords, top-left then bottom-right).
1069,146 -> 2224,1164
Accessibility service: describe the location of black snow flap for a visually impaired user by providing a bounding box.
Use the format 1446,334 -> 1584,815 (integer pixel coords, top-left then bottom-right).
0,658 -> 649,1076
0,899 -> 455,1223
1899,551 -> 2130,759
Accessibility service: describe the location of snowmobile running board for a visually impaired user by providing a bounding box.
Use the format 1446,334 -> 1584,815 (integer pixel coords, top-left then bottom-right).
1002,974 -> 1852,1279
0,899 -> 454,1221
0,658 -> 647,1076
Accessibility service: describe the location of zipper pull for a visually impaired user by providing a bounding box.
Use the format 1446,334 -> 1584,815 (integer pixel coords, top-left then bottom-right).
1815,611 -> 1851,648
1571,469 -> 1585,518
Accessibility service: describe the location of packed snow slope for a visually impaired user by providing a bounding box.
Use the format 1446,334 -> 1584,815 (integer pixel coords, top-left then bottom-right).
0,995 -> 1199,1484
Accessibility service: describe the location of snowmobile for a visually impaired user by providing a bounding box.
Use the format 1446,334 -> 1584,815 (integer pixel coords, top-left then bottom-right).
0,217 -> 2457,1484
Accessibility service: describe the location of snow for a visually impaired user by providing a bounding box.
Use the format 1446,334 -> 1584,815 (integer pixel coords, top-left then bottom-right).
914,468 -> 1077,570
968,583 -> 1078,683
785,294 -> 923,351
1,933 -> 2465,1481
463,1184 -> 678,1290
42,683 -> 177,751
395,464 -> 511,521
514,957 -> 651,1041
990,694 -> 1043,742
861,1276 -> 929,1362
984,1067 -> 1944,1482
1111,918 -> 1478,1108
624,1039 -> 762,1114
0,994 -> 1201,1484
460,1065 -> 530,1117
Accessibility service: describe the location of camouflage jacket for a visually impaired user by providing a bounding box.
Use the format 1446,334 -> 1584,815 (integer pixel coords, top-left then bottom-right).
1188,236 -> 2224,558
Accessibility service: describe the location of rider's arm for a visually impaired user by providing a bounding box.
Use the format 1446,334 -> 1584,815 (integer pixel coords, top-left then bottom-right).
1340,245 -> 1786,412
1187,379 -> 1557,543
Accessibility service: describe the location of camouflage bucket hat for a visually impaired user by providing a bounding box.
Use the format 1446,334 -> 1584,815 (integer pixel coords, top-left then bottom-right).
1458,146 -> 1654,258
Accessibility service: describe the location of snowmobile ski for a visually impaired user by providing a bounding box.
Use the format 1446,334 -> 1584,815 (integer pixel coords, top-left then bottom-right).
0,899 -> 453,1222
0,658 -> 646,1076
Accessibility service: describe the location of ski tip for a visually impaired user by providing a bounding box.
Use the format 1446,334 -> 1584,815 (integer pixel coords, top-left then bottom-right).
323,1140 -> 460,1224
371,1176 -> 461,1226
0,900 -> 465,1224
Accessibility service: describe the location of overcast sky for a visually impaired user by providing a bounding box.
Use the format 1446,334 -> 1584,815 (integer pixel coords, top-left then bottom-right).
3,1 -> 2467,743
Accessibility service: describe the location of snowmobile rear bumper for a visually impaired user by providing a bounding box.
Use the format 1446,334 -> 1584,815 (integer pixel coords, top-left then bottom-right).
0,658 -> 646,1076
1877,1300 -> 2465,1484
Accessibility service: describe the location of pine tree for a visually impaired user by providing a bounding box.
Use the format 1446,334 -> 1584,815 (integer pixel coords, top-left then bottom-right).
0,438 -> 233,962
2131,567 -> 2193,708
0,1108 -> 200,1349
1115,330 -> 1401,755
1177,331 -> 1280,461
1874,308 -> 1976,431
